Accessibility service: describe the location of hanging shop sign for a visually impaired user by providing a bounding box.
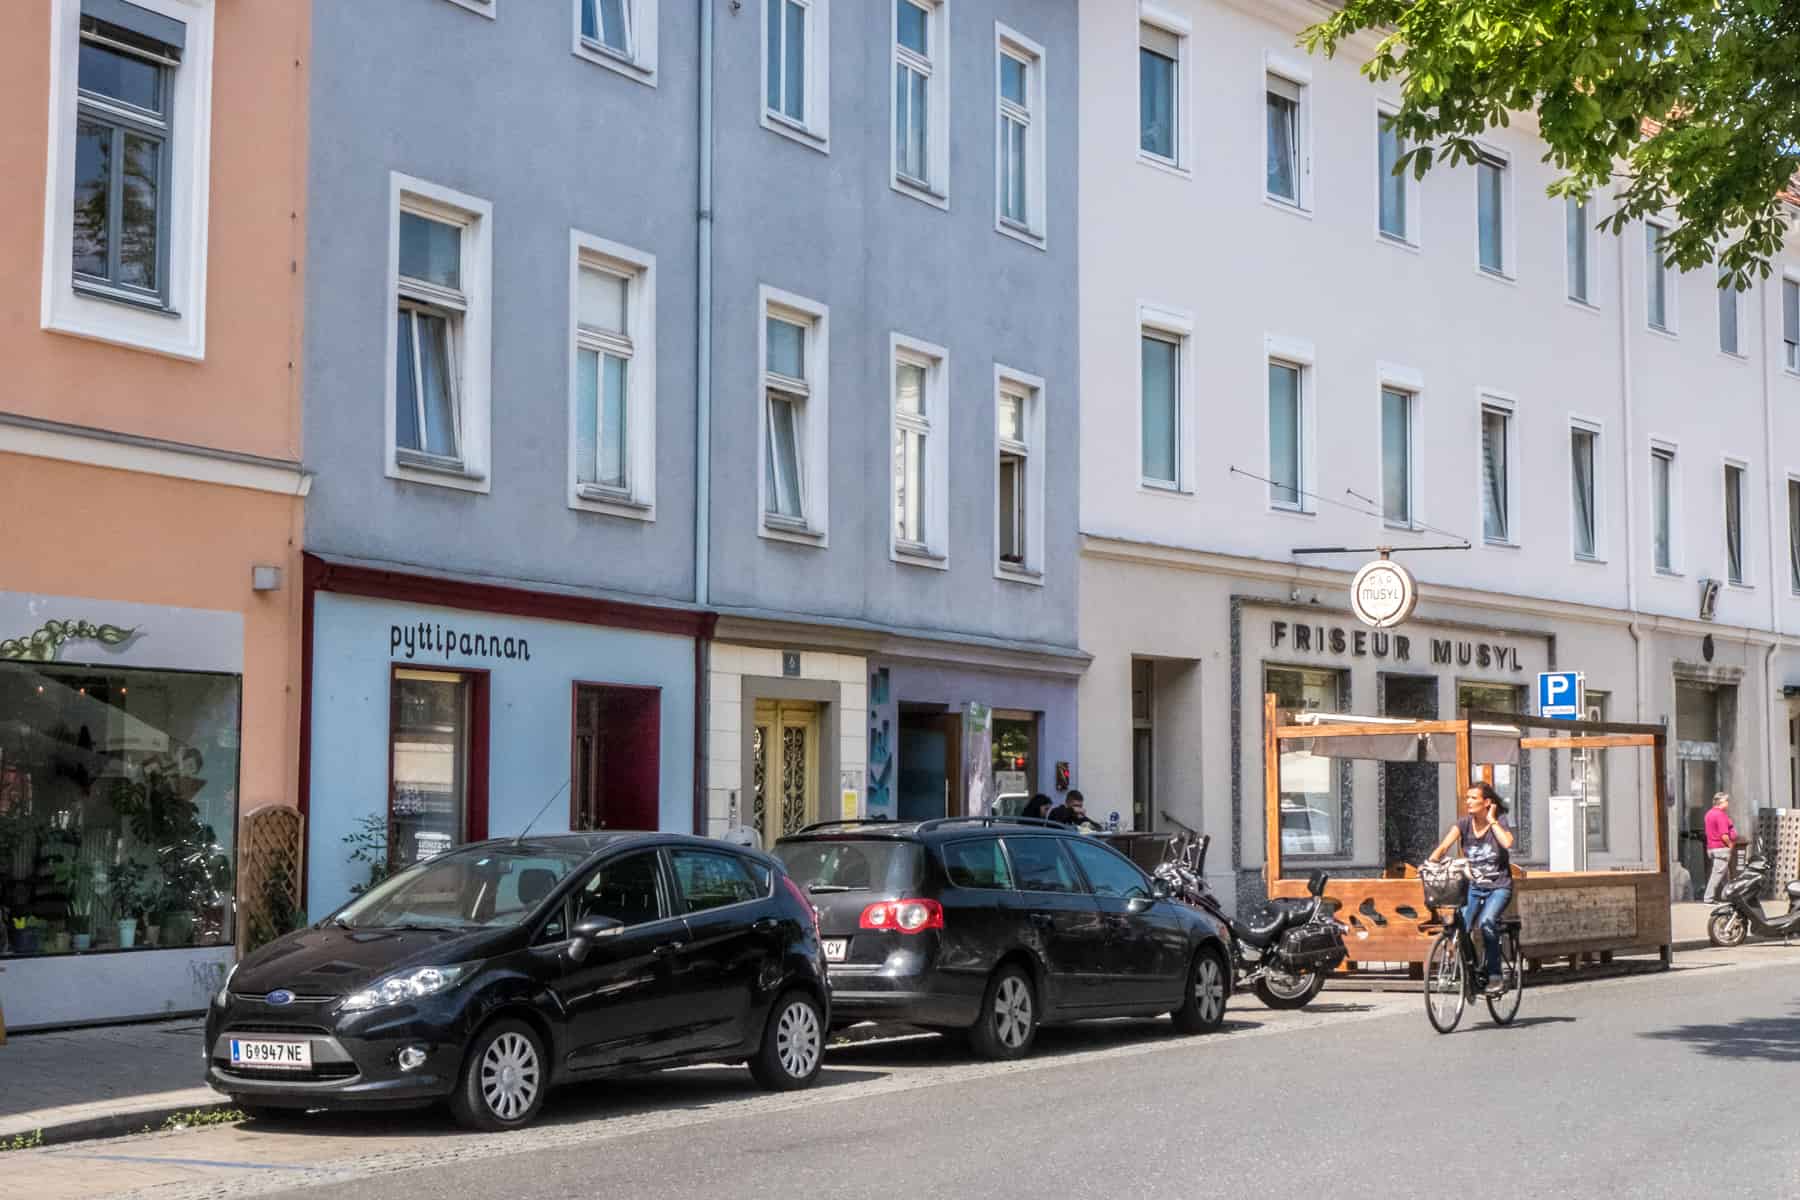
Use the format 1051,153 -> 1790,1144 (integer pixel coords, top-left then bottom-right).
1349,558 -> 1418,629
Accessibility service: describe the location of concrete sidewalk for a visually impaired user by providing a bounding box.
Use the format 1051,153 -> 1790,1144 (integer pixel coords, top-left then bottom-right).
1,900 -> 1790,1149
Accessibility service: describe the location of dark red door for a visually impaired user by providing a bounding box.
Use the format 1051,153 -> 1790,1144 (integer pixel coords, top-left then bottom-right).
572,684 -> 661,830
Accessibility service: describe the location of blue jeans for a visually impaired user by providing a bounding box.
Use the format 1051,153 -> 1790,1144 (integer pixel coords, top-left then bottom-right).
1460,884 -> 1512,979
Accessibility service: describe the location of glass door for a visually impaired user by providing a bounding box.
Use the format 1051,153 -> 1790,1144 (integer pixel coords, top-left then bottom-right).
1675,682 -> 1722,894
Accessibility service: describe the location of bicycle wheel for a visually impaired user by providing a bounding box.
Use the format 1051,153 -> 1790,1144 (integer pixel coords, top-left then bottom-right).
1424,929 -> 1466,1034
1485,931 -> 1523,1026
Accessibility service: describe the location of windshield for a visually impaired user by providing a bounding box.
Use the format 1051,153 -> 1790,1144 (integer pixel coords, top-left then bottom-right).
774,839 -> 923,894
332,844 -> 588,931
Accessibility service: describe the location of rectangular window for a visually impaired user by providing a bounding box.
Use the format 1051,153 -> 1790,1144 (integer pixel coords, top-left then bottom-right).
760,290 -> 829,541
1140,331 -> 1180,486
1789,479 -> 1800,593
894,0 -> 933,187
390,667 -> 484,871
1476,153 -> 1506,274
1566,197 -> 1590,303
1480,403 -> 1512,542
1377,113 -> 1407,241
1267,665 -> 1345,856
1718,267 -> 1741,355
995,28 -> 1046,244
1381,387 -> 1412,525
1646,223 -> 1672,331
767,0 -> 807,121
1725,463 -> 1746,585
569,233 -> 654,515
891,335 -> 949,563
394,207 -> 471,473
72,2 -> 181,309
1652,446 -> 1675,572
1138,21 -> 1179,164
570,683 -> 661,832
575,0 -> 658,82
576,267 -> 629,493
1268,360 -> 1304,509
1581,691 -> 1610,852
996,366 -> 1044,580
1571,426 -> 1598,560
1265,74 -> 1301,204
764,0 -> 828,147
999,53 -> 1028,224
1785,279 -> 1799,371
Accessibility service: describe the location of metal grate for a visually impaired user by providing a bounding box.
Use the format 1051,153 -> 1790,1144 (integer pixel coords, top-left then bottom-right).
215,1061 -> 358,1082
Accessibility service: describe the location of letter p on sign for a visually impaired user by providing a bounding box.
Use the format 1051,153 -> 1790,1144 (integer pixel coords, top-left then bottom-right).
1537,671 -> 1584,719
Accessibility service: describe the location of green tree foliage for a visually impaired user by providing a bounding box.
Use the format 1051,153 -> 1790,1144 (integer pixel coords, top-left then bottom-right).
1305,1 -> 1800,286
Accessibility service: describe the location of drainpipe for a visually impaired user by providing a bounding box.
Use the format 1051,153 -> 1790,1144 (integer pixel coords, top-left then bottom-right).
1615,191 -> 1647,722
692,0 -> 716,835
1758,269 -> 1784,811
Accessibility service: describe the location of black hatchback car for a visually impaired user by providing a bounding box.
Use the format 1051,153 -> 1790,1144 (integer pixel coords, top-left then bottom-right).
206,833 -> 829,1129
772,817 -> 1231,1059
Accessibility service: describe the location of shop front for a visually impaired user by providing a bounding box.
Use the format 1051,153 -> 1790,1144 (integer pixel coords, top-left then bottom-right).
1,593 -> 245,1028
302,558 -> 707,913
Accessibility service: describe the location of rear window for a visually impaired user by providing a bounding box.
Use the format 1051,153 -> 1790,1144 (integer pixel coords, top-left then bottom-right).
941,838 -> 1014,890
774,839 -> 923,894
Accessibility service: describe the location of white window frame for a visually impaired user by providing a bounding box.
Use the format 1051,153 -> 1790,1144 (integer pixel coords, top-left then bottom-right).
385,174 -> 492,494
1473,144 -> 1514,281
994,23 -> 1046,249
1137,303 -> 1194,494
994,363 -> 1046,585
761,0 -> 831,153
1568,417 -> 1604,563
441,0 -> 497,16
1650,438 -> 1681,576
41,0 -> 214,360
1377,361 -> 1423,529
1265,335 -> 1316,515
1263,54 -> 1312,214
1645,219 -> 1677,335
889,333 -> 949,567
757,285 -> 830,546
1723,456 -> 1751,588
890,0 -> 949,208
572,0 -> 659,86
1477,393 -> 1519,546
1565,195 -> 1598,309
1782,272 -> 1800,375
1716,264 -> 1745,359
567,230 -> 656,519
1137,5 -> 1190,177
1787,472 -> 1800,596
1374,101 -> 1419,249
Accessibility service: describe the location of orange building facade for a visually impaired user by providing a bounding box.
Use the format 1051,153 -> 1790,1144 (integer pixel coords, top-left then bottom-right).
0,0 -> 308,1029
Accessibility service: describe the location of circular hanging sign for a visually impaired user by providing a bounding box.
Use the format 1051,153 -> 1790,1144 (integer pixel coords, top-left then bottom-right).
1350,558 -> 1418,629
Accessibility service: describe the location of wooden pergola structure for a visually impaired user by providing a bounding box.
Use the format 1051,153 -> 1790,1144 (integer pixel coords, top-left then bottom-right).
1263,695 -> 1673,969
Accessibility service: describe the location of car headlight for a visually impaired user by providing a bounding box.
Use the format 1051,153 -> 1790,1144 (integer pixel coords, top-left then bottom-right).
340,964 -> 471,1014
215,961 -> 238,1006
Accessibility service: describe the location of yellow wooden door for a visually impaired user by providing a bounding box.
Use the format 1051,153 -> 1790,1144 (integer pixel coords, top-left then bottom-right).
752,700 -> 821,848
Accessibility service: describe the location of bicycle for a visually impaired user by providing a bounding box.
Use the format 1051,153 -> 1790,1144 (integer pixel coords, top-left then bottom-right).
1418,862 -> 1523,1034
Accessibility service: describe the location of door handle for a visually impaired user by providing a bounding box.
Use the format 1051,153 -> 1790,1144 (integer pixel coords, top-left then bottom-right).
752,918 -> 781,933
652,940 -> 686,958
1027,913 -> 1055,928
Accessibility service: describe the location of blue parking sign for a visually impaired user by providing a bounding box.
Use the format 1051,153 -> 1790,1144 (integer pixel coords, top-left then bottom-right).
1537,671 -> 1584,718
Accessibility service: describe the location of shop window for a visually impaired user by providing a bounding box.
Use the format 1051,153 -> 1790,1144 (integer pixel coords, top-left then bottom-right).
0,661 -> 240,958
1457,681 -> 1525,816
1581,691 -> 1609,852
389,667 -> 488,871
570,683 -> 661,831
991,712 -> 1038,803
1266,665 -> 1344,856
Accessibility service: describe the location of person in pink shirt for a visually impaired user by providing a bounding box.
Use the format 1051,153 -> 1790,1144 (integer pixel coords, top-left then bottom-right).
1702,793 -> 1739,903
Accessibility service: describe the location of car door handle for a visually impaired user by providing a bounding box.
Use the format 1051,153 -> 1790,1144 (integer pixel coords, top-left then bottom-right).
752,918 -> 781,933
1027,913 -> 1055,928
652,939 -> 687,958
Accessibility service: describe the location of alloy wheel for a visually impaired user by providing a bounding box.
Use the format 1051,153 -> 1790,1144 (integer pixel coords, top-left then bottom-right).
775,998 -> 822,1079
1194,955 -> 1226,1024
1261,967 -> 1315,1000
994,975 -> 1033,1048
479,1031 -> 541,1121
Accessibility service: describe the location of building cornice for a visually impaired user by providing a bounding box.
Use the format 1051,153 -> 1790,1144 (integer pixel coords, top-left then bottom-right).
712,609 -> 1091,679
0,410 -> 312,497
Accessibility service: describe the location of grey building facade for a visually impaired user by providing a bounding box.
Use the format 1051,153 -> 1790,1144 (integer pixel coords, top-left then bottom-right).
298,0 -> 1084,902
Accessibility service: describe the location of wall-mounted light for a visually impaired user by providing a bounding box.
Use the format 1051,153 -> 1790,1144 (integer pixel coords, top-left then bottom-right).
251,565 -> 283,592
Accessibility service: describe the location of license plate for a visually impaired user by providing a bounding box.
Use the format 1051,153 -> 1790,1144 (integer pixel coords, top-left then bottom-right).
823,938 -> 848,963
230,1038 -> 312,1070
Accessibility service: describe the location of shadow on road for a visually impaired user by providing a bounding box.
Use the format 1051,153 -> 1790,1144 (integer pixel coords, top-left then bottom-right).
1641,1007 -> 1800,1063
1463,1016 -> 1576,1033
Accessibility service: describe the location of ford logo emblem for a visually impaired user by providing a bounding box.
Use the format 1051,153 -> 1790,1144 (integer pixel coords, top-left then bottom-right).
265,990 -> 295,1006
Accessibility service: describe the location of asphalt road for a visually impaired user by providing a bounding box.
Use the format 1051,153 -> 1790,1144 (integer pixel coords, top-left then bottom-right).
19,947 -> 1800,1200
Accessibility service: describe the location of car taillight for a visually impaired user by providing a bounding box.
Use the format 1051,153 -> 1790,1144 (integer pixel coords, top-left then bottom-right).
782,875 -> 821,936
858,899 -> 944,933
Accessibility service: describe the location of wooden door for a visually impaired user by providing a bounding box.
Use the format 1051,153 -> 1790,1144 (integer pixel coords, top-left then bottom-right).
752,701 -> 821,848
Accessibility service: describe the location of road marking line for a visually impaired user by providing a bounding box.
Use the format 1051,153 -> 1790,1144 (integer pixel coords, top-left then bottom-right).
58,1153 -> 294,1171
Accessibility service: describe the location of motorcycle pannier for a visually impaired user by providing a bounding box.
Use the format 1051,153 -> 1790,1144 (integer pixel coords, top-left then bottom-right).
1418,860 -> 1470,911
1277,922 -> 1346,972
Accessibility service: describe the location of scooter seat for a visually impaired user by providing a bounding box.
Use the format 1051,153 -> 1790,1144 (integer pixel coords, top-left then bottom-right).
1786,881 -> 1800,904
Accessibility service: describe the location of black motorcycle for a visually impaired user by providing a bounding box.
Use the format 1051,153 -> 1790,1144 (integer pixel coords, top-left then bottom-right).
1152,833 -> 1347,1009
1707,840 -> 1800,947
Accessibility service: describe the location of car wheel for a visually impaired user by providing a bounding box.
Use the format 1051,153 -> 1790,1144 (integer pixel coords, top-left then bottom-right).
450,1018 -> 548,1131
967,963 -> 1038,1061
749,990 -> 825,1091
1171,947 -> 1229,1033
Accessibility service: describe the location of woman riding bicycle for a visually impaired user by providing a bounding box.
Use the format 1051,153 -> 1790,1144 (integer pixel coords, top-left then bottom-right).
1427,781 -> 1514,997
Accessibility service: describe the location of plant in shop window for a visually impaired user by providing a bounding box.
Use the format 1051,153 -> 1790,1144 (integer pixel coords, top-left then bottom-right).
344,812 -> 392,897
107,857 -> 152,949
108,754 -> 234,948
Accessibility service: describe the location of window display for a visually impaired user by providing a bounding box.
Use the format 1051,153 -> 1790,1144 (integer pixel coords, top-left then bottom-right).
0,662 -> 239,957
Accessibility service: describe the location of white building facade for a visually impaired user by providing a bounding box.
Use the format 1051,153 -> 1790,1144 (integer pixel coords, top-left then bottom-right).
1079,0 -> 1800,913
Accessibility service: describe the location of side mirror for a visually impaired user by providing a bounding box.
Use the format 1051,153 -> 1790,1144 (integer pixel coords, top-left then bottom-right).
1307,870 -> 1328,898
567,915 -> 623,964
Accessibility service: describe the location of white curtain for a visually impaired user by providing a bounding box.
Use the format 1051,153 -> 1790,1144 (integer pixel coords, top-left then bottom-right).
1482,408 -> 1508,540
1571,430 -> 1596,557
1725,466 -> 1744,583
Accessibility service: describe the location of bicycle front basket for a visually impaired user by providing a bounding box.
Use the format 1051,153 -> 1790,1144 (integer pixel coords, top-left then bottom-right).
1419,860 -> 1470,911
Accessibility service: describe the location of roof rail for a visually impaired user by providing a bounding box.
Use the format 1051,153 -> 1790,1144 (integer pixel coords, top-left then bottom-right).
793,818 -> 897,835
914,815 -> 1066,833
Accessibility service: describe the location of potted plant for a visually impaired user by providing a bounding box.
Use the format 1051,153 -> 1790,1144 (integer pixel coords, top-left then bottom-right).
46,919 -> 69,954
10,916 -> 46,955
109,859 -> 149,949
69,910 -> 93,952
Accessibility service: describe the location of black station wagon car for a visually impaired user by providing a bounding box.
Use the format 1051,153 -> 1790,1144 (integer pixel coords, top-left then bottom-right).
207,833 -> 829,1129
773,817 -> 1231,1059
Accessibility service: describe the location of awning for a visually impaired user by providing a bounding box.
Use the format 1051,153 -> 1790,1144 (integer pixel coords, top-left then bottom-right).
1286,711 -> 1521,765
